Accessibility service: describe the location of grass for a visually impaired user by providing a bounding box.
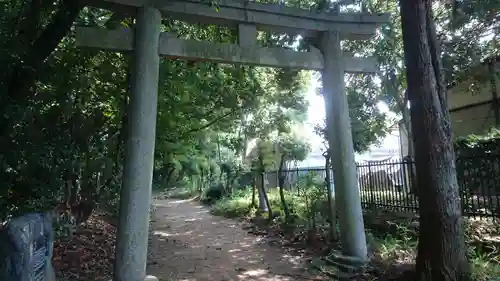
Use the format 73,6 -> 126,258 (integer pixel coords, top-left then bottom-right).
211,190 -> 254,218
210,188 -> 500,281
211,188 -> 325,222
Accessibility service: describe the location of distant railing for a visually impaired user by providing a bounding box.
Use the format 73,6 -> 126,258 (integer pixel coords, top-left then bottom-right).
264,155 -> 500,219
356,158 -> 419,213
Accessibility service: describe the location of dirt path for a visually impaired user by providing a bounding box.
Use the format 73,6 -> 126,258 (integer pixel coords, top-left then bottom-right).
146,197 -> 316,281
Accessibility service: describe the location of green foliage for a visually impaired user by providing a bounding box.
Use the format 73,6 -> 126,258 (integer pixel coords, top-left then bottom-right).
277,133 -> 311,162
1,1 -> 498,280
455,128 -> 500,156
1,0 -> 411,222
214,187 -> 500,280
453,129 -> 500,204
201,184 -> 226,205
0,1 -> 315,221
366,222 -> 418,264
337,0 -> 500,152
365,218 -> 500,281
314,74 -> 391,153
211,189 -> 255,218
211,171 -> 329,225
0,5 -> 125,220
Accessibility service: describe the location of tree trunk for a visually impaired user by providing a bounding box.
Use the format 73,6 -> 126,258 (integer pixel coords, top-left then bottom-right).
277,155 -> 290,221
402,89 -> 415,158
256,154 -> 270,216
199,171 -> 204,192
399,1 -> 471,280
251,176 -> 257,208
488,61 -> 500,126
0,0 -> 83,137
324,152 -> 337,241
257,172 -> 271,216
164,167 -> 175,187
261,182 -> 273,222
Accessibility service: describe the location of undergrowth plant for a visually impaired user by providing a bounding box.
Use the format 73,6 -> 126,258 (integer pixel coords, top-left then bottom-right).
209,185 -> 500,280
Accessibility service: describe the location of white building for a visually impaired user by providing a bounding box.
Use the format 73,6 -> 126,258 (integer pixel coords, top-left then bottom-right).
296,129 -> 402,169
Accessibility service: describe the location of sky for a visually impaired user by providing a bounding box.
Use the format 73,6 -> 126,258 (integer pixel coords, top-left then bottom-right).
285,1 -> 402,164
294,75 -> 402,167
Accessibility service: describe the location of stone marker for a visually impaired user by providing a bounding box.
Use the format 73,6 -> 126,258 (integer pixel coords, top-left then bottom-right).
0,212 -> 56,281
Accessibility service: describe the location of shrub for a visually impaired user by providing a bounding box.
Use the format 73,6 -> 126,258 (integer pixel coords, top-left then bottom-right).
201,184 -> 226,205
211,190 -> 254,218
455,129 -> 500,199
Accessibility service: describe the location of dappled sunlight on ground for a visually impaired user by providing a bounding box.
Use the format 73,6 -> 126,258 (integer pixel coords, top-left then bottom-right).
147,198 -> 317,281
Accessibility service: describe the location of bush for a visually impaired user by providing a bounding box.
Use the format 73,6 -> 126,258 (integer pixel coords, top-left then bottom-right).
455,129 -> 500,198
211,190 -> 254,218
208,173 -> 500,281
201,184 -> 226,205
455,128 -> 500,157
210,185 -> 328,227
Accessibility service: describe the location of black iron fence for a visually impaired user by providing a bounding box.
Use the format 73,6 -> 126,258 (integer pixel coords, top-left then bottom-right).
265,155 -> 500,219
356,159 -> 419,213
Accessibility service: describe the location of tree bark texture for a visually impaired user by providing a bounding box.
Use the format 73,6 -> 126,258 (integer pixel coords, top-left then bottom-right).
277,155 -> 290,221
260,172 -> 273,220
399,1 -> 471,281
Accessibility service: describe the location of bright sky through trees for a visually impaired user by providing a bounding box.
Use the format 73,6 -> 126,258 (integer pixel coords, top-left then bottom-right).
296,75 -> 401,167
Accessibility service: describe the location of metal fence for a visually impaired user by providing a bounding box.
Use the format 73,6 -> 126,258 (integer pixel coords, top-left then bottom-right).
264,168 -> 328,196
266,155 -> 500,219
356,159 -> 419,213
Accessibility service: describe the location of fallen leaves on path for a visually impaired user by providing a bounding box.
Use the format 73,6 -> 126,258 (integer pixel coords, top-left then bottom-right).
52,212 -> 116,281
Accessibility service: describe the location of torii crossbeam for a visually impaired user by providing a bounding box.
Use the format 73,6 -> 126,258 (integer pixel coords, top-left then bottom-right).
76,1 -> 389,281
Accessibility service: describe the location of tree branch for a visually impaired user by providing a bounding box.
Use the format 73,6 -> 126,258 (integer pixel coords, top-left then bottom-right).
5,0 -> 83,105
425,1 -> 447,114
182,109 -> 239,137
16,0 -> 54,44
0,0 -> 84,150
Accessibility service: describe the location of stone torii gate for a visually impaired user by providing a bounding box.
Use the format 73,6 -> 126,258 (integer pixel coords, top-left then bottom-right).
76,1 -> 389,280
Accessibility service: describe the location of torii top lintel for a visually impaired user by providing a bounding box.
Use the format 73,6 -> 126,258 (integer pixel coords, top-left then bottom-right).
84,0 -> 390,40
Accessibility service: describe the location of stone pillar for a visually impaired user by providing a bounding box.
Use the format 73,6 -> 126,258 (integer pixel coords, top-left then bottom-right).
320,31 -> 367,260
114,6 -> 161,281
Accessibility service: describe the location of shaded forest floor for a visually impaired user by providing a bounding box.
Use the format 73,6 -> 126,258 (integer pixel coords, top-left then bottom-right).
52,197 -> 325,281
53,211 -> 118,281
51,195 -> 500,281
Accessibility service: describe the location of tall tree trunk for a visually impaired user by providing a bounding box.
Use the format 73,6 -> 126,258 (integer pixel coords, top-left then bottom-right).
399,1 -> 471,280
489,61 -> 500,126
261,181 -> 273,222
257,154 -> 272,218
199,171 -> 204,192
251,176 -> 257,208
164,167 -> 176,187
257,172 -> 270,215
277,155 -> 290,221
